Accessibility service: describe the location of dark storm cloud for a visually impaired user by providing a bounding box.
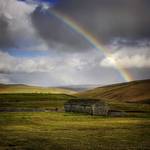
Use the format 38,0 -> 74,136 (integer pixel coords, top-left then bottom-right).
55,0 -> 150,41
31,6 -> 91,50
31,0 -> 150,48
0,15 -> 15,49
128,68 -> 150,81
1,0 -> 150,50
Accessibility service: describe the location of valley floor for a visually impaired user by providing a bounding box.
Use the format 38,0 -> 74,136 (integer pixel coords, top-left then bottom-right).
0,112 -> 150,150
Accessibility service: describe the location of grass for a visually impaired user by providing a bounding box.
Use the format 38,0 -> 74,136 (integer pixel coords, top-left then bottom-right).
0,112 -> 150,150
108,101 -> 150,113
0,93 -> 76,110
0,93 -> 150,114
0,84 -> 75,94
0,93 -> 150,149
76,79 -> 150,103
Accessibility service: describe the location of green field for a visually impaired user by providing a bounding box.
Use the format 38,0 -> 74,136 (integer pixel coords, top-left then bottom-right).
1,93 -> 150,114
0,93 -> 76,110
0,93 -> 150,150
0,112 -> 150,150
0,80 -> 150,150
0,84 -> 75,94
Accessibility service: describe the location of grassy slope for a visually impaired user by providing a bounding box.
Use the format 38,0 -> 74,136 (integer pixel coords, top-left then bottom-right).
76,79 -> 150,103
0,81 -> 149,149
0,84 -> 75,95
0,112 -> 149,150
76,80 -> 150,112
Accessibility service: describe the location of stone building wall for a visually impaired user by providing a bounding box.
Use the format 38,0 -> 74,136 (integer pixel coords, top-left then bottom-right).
92,104 -> 109,116
64,100 -> 109,116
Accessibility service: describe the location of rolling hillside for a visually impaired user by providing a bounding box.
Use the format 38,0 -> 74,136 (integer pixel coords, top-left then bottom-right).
76,79 -> 150,103
0,84 -> 75,94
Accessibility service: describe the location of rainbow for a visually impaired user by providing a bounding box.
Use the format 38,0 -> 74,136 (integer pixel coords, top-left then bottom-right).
50,10 -> 133,82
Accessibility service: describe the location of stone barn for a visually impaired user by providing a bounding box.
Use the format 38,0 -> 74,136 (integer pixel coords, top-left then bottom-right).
64,99 -> 109,116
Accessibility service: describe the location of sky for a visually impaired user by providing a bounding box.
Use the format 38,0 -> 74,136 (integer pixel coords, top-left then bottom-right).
0,0 -> 150,86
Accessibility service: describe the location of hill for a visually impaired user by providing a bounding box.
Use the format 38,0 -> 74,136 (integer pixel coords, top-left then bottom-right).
57,84 -> 101,92
0,84 -> 75,94
76,79 -> 150,103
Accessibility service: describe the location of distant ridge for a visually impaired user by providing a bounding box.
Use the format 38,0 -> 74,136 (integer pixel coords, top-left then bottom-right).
57,84 -> 102,92
0,83 -> 75,94
76,79 -> 150,103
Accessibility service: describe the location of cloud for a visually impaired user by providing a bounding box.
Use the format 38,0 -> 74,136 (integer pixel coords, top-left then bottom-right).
0,74 -> 12,84
1,0 -> 150,52
100,47 -> 150,68
0,0 -> 150,86
0,47 -> 150,86
0,51 -> 97,74
28,0 -> 150,52
0,51 -> 55,73
0,15 -> 15,48
0,0 -> 49,51
0,50 -> 121,86
31,5 -> 91,51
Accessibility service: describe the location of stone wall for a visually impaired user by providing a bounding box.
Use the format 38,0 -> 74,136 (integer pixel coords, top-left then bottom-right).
92,104 -> 109,116
64,104 -> 93,114
64,101 -> 109,116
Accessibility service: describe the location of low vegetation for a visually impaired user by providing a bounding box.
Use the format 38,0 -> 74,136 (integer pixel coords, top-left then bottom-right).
76,80 -> 150,114
0,80 -> 150,149
76,79 -> 150,103
0,93 -> 76,110
0,112 -> 149,150
0,84 -> 75,94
